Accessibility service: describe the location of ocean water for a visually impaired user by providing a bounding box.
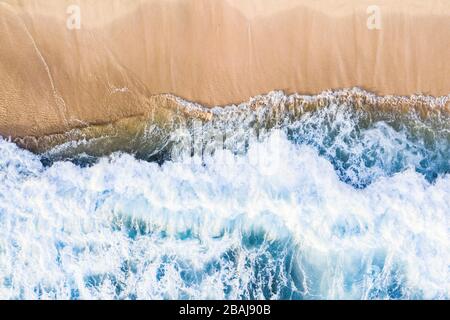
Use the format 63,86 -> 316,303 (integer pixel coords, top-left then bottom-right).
0,93 -> 449,299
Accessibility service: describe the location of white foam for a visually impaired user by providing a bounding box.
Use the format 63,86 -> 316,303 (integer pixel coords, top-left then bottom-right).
0,132 -> 448,299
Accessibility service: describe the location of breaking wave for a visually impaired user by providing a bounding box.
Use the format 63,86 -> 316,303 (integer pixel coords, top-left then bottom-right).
0,90 -> 449,299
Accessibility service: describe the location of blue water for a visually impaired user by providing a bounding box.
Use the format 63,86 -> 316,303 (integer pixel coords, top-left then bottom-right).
0,95 -> 448,299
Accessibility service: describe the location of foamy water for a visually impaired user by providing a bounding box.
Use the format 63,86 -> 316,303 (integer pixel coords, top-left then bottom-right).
0,96 -> 449,299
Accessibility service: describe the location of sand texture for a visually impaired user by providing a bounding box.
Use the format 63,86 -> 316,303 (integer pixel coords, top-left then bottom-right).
1,0 -> 450,138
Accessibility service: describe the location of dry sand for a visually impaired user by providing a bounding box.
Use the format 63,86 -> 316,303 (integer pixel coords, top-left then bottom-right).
1,0 -> 450,138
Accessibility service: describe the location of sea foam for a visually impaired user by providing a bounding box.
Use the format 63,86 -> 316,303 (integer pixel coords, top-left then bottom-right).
0,125 -> 448,299
1,92 -> 449,299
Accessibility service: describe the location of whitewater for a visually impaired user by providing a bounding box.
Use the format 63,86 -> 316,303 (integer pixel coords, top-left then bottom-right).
0,94 -> 449,299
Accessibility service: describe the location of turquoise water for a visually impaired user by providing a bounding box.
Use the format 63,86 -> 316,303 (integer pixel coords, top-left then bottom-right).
0,95 -> 448,299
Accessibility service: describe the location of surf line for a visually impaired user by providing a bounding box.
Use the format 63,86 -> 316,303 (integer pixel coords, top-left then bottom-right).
179,304 -> 214,318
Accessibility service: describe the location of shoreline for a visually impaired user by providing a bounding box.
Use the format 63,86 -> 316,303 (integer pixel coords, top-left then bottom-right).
1,0 -> 450,138
12,88 -> 450,153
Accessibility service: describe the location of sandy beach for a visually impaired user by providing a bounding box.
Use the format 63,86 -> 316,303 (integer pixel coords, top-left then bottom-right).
1,0 -> 450,138
0,1 -> 449,301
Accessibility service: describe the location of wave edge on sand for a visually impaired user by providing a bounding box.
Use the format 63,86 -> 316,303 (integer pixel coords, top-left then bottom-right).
11,88 -> 450,154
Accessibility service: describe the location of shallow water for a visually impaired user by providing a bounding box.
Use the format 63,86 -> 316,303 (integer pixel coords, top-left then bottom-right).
0,94 -> 449,299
